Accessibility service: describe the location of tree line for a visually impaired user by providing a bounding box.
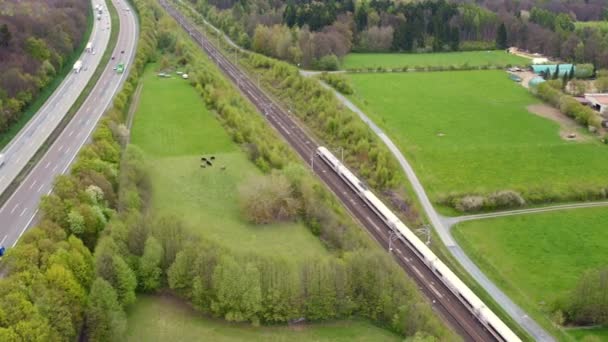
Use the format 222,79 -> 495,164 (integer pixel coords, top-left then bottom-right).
0,0 -> 90,134
187,0 -> 608,70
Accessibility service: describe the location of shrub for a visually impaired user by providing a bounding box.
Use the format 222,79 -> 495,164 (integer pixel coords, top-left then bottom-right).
486,190 -> 525,209
454,195 -> 485,212
314,54 -> 340,71
574,64 -> 594,79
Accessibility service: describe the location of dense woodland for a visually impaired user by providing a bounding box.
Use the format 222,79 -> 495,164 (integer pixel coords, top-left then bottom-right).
0,0 -> 90,133
189,0 -> 608,69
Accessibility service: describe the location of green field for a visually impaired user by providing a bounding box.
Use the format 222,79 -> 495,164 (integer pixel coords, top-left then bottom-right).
567,327 -> 608,341
131,65 -> 327,260
342,51 -> 529,70
453,207 -> 608,340
127,295 -> 402,342
347,70 -> 607,204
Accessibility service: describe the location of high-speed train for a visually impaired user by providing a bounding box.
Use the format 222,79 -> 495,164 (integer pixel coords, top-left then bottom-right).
316,146 -> 521,342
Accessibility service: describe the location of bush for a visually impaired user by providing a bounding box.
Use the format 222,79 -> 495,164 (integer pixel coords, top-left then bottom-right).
314,54 -> 340,71
574,64 -> 594,79
455,195 -> 485,212
486,190 -> 525,209
320,72 -> 354,95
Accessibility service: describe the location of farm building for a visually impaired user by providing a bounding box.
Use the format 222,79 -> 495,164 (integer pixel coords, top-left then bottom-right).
530,64 -> 574,77
584,93 -> 608,115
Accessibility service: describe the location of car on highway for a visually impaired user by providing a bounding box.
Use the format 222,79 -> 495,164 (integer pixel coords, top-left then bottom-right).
0,153 -> 5,167
0,246 -> 5,257
111,56 -> 115,60
121,50 -> 125,54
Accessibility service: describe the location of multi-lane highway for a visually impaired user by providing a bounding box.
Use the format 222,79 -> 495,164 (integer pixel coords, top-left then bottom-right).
0,0 -> 111,198
0,0 -> 138,248
160,1 -> 501,340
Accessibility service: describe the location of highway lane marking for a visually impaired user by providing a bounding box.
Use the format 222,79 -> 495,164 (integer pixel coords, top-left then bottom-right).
15,156 -> 21,164
52,164 -> 59,172
29,180 -> 37,190
10,203 -> 19,214
45,161 -> 51,169
58,145 -> 64,152
68,130 -> 74,137
0,235 -> 6,245
19,207 -> 27,217
37,184 -> 44,193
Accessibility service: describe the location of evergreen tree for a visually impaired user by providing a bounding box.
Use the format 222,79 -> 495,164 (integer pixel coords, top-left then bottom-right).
569,66 -> 575,80
283,1 -> 297,27
496,23 -> 508,49
0,24 -> 10,47
553,64 -> 560,79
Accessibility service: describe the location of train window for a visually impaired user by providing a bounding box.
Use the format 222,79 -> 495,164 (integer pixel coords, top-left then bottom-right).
458,293 -> 473,308
486,324 -> 505,342
435,269 -> 444,278
358,181 -> 368,190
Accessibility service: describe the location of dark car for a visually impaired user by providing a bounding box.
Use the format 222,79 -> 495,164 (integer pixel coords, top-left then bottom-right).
121,50 -> 125,54
111,56 -> 115,60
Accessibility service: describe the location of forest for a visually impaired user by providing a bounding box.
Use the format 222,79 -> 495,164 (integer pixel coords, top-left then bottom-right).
189,0 -> 608,69
0,0 -> 90,134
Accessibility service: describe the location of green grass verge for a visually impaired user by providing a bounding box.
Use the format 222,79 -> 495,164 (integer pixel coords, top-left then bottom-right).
0,2 -> 95,149
342,51 -> 529,70
347,70 -> 607,204
130,65 -> 328,261
0,0 -> 120,209
453,207 -> 608,341
567,327 -> 608,341
126,295 -> 402,342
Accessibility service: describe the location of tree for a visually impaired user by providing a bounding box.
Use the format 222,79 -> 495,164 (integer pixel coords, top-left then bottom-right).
568,66 -> 575,80
138,237 -> 163,292
0,24 -> 11,47
239,172 -> 300,224
496,23 -> 508,49
553,64 -> 560,80
211,256 -> 262,324
595,77 -> 608,92
85,278 -> 126,342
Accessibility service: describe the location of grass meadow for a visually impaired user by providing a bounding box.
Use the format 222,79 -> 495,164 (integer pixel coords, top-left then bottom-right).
342,51 -> 529,70
453,207 -> 608,341
126,295 -> 402,342
130,65 -> 327,261
347,70 -> 607,205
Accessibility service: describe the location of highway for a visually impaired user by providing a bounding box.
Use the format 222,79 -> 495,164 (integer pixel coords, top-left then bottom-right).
0,0 -> 111,199
160,1 -> 498,340
0,0 -> 138,248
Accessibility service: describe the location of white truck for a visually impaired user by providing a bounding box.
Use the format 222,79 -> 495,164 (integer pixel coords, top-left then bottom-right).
73,60 -> 83,73
86,42 -> 93,53
0,153 -> 5,168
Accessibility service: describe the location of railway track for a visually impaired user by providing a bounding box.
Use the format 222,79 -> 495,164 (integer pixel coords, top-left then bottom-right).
159,1 -> 499,340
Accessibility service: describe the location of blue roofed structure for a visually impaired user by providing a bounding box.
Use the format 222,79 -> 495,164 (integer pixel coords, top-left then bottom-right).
530,64 -> 574,77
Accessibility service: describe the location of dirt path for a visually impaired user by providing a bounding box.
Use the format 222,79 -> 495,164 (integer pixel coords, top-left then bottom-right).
527,104 -> 592,142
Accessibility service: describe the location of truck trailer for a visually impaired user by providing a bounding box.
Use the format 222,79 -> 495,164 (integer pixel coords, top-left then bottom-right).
73,60 -> 83,73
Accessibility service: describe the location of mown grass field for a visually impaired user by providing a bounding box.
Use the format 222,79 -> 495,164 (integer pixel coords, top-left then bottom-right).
568,327 -> 608,341
342,51 -> 529,70
347,70 -> 607,204
127,295 -> 402,342
131,65 -> 327,261
453,207 -> 608,341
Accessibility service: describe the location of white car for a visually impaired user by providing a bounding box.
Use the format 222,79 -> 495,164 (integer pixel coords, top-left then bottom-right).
0,153 -> 5,167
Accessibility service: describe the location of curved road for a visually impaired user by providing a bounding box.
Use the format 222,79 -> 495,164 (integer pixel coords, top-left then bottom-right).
0,0 -> 138,248
323,83 -> 554,341
0,0 -> 111,197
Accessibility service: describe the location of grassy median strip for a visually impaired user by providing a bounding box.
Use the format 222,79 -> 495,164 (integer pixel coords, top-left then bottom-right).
0,0 -> 120,208
0,2 -> 95,149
